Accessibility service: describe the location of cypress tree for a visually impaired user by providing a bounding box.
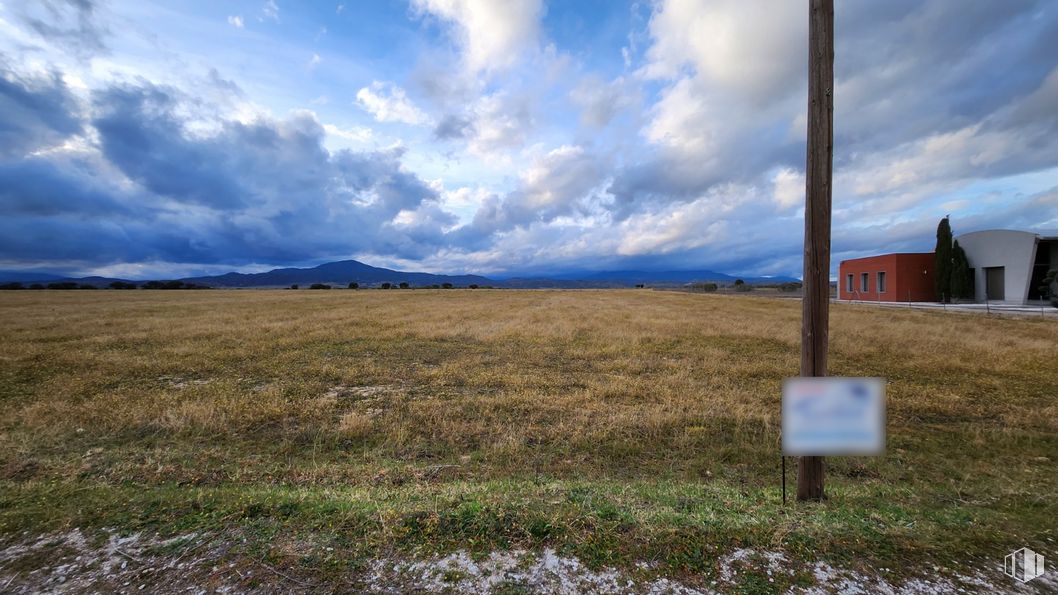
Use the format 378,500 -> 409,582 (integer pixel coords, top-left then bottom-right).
950,240 -> 972,300
934,217 -> 953,302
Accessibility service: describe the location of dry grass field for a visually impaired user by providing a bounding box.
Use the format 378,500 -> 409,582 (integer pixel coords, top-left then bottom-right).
0,289 -> 1055,591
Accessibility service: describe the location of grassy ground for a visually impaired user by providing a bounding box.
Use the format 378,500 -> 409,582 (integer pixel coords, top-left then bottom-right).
0,289 -> 1055,591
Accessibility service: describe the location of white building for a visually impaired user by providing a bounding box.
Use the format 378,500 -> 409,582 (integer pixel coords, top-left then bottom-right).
956,230 -> 1058,304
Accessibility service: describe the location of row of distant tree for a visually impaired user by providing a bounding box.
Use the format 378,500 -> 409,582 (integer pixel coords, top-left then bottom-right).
292,282 -> 489,290
686,280 -> 803,293
0,280 -> 210,290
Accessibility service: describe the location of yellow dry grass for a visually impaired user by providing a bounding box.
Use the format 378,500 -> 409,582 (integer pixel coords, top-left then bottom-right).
1,288 -> 1056,581
0,285 -> 1049,487
0,289 -> 1054,482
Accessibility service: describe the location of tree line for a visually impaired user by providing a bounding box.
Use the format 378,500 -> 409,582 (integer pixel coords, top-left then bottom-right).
294,282 -> 487,290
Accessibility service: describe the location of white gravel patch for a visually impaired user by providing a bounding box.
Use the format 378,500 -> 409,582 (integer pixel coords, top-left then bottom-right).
1,531 -> 1053,593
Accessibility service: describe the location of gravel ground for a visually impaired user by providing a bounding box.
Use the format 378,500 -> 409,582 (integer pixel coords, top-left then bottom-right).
1,529 -> 1053,594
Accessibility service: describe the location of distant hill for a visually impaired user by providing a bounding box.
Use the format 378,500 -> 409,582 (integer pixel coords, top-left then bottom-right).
0,270 -> 67,283
539,269 -> 799,285
1,260 -> 799,289
0,271 -> 132,287
179,260 -> 494,288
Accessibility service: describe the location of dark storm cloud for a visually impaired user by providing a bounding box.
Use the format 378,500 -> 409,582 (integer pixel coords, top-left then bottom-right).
0,66 -> 82,158
93,84 -> 247,209
0,159 -> 134,217
834,0 -> 1058,152
0,70 -> 457,271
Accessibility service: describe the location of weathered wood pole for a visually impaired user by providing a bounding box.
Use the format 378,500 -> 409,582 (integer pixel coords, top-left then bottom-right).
798,0 -> 834,501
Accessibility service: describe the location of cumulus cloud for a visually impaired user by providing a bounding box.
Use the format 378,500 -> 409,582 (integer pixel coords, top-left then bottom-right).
355,82 -> 428,125
464,91 -> 533,158
323,123 -> 373,143
227,15 -> 244,29
642,0 -> 805,105
570,76 -> 638,129
772,168 -> 804,211
433,114 -> 474,141
608,2 -> 809,212
2,0 -> 1057,279
412,0 -> 543,73
468,145 -> 607,233
616,203 -> 729,257
613,0 -> 1058,247
840,65 -> 1058,209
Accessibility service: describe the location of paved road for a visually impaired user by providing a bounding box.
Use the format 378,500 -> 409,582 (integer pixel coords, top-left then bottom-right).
836,299 -> 1058,318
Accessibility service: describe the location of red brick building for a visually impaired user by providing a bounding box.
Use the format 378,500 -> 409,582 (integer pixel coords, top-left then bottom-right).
838,253 -> 935,302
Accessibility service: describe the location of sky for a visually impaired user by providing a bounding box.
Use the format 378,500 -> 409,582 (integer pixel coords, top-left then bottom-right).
1,0 -> 1057,280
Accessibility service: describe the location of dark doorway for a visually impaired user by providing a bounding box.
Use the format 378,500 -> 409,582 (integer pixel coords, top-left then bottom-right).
985,266 -> 1005,301
1028,240 -> 1053,300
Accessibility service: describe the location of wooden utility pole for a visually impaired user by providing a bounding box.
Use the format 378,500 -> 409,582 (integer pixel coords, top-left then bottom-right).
798,0 -> 834,501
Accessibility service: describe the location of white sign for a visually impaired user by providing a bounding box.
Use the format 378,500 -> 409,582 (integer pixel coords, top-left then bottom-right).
782,377 -> 885,456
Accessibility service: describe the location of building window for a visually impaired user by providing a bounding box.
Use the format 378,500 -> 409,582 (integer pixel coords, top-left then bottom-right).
861,272 -> 869,292
846,274 -> 853,293
877,271 -> 886,293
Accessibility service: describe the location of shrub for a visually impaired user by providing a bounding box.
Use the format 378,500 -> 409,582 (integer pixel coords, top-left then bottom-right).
399,282 -> 409,289
309,283 -> 331,290
468,284 -> 479,289
29,284 -> 44,290
0,282 -> 23,290
142,280 -> 207,290
442,283 -> 453,289
733,283 -> 753,292
78,284 -> 98,290
290,284 -> 299,289
380,283 -> 391,289
778,282 -> 802,292
47,282 -> 80,290
1040,269 -> 1058,308
110,281 -> 137,290
690,283 -> 718,292
347,282 -> 358,289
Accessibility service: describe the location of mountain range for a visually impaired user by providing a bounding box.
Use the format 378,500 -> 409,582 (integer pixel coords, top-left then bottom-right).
0,260 -> 798,289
